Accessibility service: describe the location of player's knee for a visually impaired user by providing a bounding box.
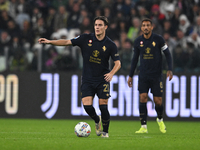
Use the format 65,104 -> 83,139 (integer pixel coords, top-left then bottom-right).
82,97 -> 93,105
139,93 -> 148,103
99,99 -> 108,105
154,97 -> 162,105
155,101 -> 162,106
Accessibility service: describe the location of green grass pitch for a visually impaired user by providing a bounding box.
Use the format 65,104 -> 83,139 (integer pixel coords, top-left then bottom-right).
0,118 -> 199,150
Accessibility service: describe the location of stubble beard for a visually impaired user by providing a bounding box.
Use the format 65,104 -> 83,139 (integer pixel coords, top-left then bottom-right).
144,30 -> 150,36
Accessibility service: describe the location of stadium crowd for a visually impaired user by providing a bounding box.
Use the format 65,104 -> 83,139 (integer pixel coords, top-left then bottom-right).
0,0 -> 200,73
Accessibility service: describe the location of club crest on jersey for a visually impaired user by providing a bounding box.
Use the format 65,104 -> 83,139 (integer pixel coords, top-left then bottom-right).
93,50 -> 99,57
102,46 -> 106,51
152,41 -> 156,47
140,41 -> 143,47
88,40 -> 92,46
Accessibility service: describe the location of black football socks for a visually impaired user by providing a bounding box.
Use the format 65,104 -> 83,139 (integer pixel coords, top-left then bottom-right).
99,105 -> 110,133
139,102 -> 147,125
155,104 -> 163,119
83,105 -> 99,123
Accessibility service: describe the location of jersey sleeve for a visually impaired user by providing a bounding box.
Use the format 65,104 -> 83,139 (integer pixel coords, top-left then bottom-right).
159,35 -> 168,51
159,35 -> 173,70
129,45 -> 140,77
71,34 -> 86,47
110,43 -> 120,61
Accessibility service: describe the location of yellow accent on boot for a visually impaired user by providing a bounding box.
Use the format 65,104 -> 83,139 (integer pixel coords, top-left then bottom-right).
95,115 -> 102,136
157,118 -> 166,133
135,127 -> 148,133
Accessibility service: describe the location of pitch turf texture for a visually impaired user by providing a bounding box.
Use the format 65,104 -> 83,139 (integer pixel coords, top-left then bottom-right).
0,119 -> 199,150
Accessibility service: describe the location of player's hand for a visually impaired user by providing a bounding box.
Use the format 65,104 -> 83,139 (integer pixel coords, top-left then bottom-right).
127,77 -> 133,87
167,70 -> 173,81
104,73 -> 113,82
38,38 -> 51,44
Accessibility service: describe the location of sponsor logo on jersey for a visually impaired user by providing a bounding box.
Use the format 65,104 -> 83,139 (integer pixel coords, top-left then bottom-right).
88,39 -> 92,46
140,41 -> 143,47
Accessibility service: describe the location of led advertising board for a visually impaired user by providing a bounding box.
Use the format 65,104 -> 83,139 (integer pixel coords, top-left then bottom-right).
0,72 -> 199,121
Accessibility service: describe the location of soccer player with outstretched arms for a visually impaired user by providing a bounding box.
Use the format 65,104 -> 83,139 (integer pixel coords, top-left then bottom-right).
38,16 -> 121,138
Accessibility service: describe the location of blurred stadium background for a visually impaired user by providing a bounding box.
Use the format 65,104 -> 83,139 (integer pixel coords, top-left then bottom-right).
0,0 -> 200,121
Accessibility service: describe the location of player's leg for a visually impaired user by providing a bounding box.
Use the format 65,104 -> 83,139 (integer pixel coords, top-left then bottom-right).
96,81 -> 110,137
99,98 -> 109,137
154,96 -> 166,133
135,93 -> 148,133
136,76 -> 149,133
82,96 -> 100,124
82,96 -> 102,136
81,81 -> 101,136
154,96 -> 163,119
152,76 -> 166,133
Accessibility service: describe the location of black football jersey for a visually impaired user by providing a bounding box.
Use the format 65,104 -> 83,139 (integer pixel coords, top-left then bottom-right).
71,33 -> 120,82
130,33 -> 168,77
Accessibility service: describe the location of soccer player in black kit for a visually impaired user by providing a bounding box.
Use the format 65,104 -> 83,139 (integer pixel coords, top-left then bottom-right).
127,18 -> 173,133
38,16 -> 121,138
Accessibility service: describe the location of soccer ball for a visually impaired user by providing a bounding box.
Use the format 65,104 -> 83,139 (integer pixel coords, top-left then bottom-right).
74,122 -> 91,137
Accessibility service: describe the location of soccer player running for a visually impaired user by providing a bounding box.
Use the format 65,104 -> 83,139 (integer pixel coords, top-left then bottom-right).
38,16 -> 121,137
127,18 -> 173,133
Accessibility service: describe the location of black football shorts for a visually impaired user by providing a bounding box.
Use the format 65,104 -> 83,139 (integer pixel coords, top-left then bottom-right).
138,75 -> 163,97
81,80 -> 110,99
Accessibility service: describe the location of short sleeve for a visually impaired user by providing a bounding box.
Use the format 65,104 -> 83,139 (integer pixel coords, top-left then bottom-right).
110,43 -> 120,61
71,34 -> 87,47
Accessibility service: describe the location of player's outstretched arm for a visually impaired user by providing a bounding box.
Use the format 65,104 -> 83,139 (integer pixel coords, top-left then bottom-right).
38,38 -> 72,46
104,60 -> 121,82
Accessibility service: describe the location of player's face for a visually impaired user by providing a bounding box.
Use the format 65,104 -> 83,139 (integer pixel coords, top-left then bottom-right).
141,21 -> 153,35
94,20 -> 107,36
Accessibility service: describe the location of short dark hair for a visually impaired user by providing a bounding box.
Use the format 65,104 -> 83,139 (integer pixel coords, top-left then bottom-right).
93,16 -> 109,26
141,18 -> 152,25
